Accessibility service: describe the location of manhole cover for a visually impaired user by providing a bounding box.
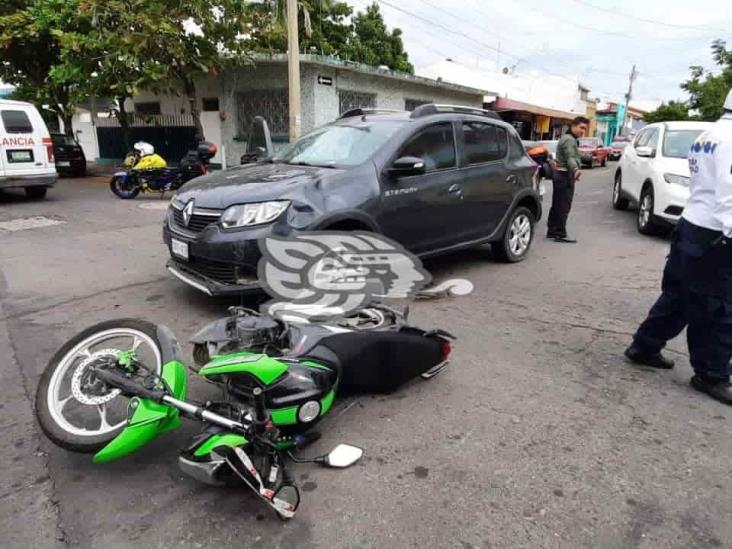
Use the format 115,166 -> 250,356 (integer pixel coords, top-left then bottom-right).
0,216 -> 66,232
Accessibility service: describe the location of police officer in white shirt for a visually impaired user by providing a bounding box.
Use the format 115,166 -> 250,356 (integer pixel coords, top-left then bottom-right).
625,88 -> 732,405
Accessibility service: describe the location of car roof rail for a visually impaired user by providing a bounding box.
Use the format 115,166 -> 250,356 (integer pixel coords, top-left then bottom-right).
339,108 -> 403,119
410,104 -> 501,120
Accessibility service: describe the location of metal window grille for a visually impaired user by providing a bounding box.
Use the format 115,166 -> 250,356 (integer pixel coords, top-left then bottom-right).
237,89 -> 288,137
338,90 -> 376,114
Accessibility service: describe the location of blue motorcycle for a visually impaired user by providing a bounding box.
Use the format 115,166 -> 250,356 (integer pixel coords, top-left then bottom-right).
110,142 -> 217,199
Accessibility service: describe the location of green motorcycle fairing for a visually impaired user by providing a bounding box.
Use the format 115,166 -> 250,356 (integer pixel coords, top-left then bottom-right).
93,360 -> 187,463
198,352 -> 288,384
198,353 -> 337,427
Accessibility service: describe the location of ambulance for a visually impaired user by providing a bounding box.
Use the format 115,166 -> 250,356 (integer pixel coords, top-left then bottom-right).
0,99 -> 57,199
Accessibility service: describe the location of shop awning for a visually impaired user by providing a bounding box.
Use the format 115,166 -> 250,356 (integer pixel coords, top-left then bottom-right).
492,97 -> 578,121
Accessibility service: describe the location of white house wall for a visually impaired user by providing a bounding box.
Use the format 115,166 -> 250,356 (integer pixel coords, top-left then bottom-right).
72,62 -> 483,167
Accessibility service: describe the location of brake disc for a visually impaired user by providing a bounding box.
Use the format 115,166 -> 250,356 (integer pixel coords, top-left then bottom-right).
70,349 -> 122,406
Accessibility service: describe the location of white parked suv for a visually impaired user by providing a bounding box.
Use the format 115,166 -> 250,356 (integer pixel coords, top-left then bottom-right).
0,99 -> 58,199
611,121 -> 713,235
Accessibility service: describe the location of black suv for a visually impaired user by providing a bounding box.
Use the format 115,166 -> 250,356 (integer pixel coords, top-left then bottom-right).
163,105 -> 542,295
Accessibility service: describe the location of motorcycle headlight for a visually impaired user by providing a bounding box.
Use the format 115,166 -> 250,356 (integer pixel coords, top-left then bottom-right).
220,201 -> 290,229
297,400 -> 321,423
663,173 -> 690,187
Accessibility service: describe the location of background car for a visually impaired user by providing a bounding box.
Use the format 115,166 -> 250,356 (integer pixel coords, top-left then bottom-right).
0,98 -> 57,199
611,120 -> 713,235
577,137 -> 612,168
609,136 -> 630,161
164,105 -> 543,296
51,133 -> 86,177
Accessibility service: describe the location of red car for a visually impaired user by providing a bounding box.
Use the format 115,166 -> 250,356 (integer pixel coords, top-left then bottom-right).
577,137 -> 612,168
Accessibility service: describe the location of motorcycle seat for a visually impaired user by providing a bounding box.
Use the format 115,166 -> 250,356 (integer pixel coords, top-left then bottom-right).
302,328 -> 442,394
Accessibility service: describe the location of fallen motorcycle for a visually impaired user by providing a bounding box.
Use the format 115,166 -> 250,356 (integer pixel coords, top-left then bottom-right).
109,141 -> 217,199
34,306 -> 453,519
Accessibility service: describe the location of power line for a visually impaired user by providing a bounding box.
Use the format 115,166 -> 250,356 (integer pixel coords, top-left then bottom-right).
570,0 -> 732,33
520,0 -> 711,42
374,0 -> 584,87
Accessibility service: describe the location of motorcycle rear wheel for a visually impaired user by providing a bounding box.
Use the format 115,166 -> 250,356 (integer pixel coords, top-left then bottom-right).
110,175 -> 140,199
35,319 -> 164,453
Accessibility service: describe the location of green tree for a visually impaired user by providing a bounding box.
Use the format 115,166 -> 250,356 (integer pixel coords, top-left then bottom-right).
0,1 -> 81,135
345,4 -> 413,74
245,1 -> 414,73
643,100 -> 692,123
681,39 -> 732,121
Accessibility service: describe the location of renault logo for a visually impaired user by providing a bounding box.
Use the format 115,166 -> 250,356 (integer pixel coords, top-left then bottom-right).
182,200 -> 194,227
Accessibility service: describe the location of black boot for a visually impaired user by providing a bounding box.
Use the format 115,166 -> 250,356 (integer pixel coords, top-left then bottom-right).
553,235 -> 577,243
690,375 -> 732,405
624,345 -> 675,369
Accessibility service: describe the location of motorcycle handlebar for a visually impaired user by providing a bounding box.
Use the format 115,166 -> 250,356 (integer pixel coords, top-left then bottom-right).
92,368 -> 166,402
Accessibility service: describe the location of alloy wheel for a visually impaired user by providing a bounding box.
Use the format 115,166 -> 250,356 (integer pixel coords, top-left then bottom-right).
508,214 -> 532,257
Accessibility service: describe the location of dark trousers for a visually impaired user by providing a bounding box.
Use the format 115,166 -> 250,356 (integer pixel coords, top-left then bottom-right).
633,219 -> 732,380
547,171 -> 575,237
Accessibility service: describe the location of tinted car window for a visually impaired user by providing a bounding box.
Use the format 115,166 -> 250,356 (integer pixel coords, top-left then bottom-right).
51,134 -> 77,146
399,122 -> 456,171
644,128 -> 659,149
634,129 -> 649,148
1,110 -> 33,133
663,129 -> 704,159
462,122 -> 507,164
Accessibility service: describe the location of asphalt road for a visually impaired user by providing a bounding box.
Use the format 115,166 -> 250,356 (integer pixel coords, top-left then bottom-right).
1,169 -> 730,549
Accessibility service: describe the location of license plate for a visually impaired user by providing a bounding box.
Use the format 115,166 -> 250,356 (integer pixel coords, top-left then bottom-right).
8,150 -> 33,163
56,161 -> 70,167
171,238 -> 189,260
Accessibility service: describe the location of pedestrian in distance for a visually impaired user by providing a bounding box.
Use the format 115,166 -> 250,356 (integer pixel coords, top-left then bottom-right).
625,88 -> 732,405
547,116 -> 590,243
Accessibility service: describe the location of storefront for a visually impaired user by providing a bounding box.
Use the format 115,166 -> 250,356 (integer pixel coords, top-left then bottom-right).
488,97 -> 577,140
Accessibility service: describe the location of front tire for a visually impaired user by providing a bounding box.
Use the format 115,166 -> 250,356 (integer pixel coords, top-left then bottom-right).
35,319 -> 164,453
25,187 -> 47,199
110,175 -> 140,199
637,184 -> 663,235
612,172 -> 630,210
492,206 -> 534,263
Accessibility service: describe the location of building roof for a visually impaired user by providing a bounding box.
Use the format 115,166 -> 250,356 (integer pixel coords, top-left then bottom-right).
250,53 -> 494,98
492,97 -> 577,121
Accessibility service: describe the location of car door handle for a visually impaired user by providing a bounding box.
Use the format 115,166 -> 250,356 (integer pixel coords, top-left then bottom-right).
506,175 -> 518,184
448,184 -> 462,194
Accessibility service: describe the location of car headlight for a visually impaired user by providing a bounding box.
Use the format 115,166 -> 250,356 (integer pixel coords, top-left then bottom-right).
220,200 -> 290,228
663,173 -> 690,187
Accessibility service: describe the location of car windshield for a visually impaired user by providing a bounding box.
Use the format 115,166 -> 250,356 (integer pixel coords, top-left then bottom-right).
578,138 -> 599,147
274,121 -> 403,168
663,130 -> 704,159
51,134 -> 77,146
612,141 -> 628,148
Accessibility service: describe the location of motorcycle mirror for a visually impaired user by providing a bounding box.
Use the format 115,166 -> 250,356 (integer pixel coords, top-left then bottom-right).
272,484 -> 300,519
321,444 -> 363,468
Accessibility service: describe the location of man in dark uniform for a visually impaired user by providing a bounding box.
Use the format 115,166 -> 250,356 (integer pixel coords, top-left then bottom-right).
547,116 -> 590,243
625,88 -> 732,405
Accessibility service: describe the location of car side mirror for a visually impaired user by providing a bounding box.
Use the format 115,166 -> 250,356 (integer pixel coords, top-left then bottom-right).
636,146 -> 655,158
388,156 -> 426,178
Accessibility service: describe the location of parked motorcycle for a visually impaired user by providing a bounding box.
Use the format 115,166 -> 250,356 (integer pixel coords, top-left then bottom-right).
109,141 -> 217,199
34,305 -> 453,519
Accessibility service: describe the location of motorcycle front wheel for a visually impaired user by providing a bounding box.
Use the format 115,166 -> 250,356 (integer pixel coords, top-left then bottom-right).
35,319 -> 164,453
110,175 -> 140,199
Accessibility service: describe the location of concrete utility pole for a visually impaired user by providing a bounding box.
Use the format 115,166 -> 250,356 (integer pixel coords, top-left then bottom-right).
620,64 -> 638,136
287,0 -> 302,142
